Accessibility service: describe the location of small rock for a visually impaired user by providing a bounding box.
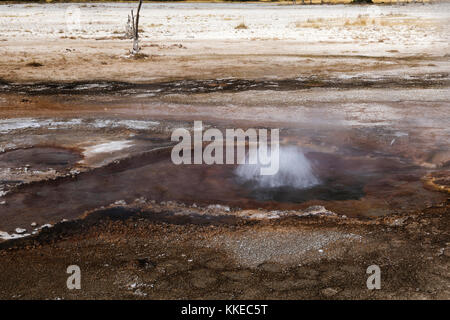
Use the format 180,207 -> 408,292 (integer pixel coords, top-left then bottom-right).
321,287 -> 339,297
302,206 -> 336,217
15,228 -> 26,234
70,169 -> 80,175
128,282 -> 138,290
38,224 -> 52,230
134,197 -> 147,205
207,204 -> 230,212
30,222 -> 37,227
390,217 -> 407,227
133,288 -> 147,297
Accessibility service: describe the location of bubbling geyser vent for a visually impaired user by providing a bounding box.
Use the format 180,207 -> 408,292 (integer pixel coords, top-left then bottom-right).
235,146 -> 320,189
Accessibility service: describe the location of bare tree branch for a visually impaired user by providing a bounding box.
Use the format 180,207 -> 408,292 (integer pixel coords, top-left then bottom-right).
132,0 -> 143,55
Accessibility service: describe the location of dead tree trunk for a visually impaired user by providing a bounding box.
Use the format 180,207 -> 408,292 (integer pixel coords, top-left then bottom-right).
126,10 -> 134,39
132,0 -> 143,55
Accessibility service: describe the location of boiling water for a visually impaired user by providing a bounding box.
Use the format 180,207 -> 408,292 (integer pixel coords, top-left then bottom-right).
234,146 -> 320,189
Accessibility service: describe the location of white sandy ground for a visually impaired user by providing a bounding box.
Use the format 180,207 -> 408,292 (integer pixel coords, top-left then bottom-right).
206,228 -> 363,267
0,3 -> 449,69
0,118 -> 159,134
0,3 -> 448,83
82,140 -> 133,155
0,2 -> 448,47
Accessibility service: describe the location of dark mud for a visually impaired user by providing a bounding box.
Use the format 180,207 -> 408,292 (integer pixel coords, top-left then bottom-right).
0,73 -> 449,96
0,147 -> 82,171
0,206 -> 242,251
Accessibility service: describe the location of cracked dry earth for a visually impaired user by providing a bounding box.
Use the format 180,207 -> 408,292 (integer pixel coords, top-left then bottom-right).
0,201 -> 448,300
